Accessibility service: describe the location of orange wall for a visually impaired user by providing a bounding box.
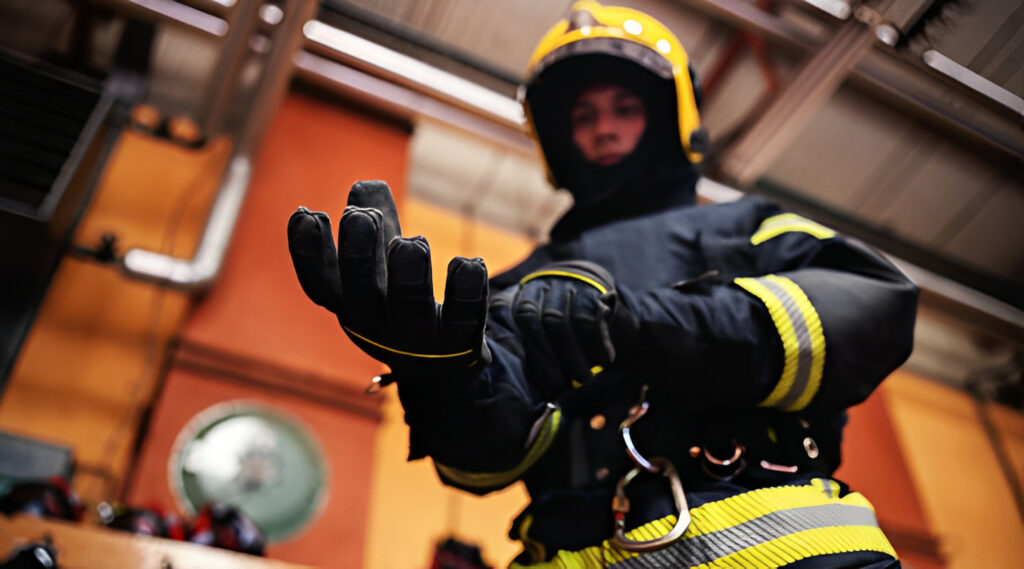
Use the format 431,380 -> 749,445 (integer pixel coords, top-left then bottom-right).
884,371 -> 1024,568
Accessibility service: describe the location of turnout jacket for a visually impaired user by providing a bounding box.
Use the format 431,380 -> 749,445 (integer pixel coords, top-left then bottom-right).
395,194 -> 918,566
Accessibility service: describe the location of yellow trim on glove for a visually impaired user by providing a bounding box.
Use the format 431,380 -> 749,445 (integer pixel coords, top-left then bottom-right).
343,326 -> 475,359
520,270 -> 608,294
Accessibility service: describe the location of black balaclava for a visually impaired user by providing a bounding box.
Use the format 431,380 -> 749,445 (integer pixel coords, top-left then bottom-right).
526,54 -> 701,242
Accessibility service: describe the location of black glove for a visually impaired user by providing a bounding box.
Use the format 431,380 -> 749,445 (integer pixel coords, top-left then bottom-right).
287,180 -> 490,374
511,260 -> 637,396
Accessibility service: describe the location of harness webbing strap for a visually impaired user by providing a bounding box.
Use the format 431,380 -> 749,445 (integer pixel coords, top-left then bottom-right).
511,480 -> 896,568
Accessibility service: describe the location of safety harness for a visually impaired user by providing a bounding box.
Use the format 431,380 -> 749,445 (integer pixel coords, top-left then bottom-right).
505,381 -> 893,568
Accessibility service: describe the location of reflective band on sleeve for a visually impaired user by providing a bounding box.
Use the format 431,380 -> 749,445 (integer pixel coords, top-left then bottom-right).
733,275 -> 826,411
435,407 -> 562,489
751,213 -> 836,246
520,270 -> 608,294
510,479 -> 896,569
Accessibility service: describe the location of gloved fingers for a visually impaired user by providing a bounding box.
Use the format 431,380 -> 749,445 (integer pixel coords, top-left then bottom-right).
386,236 -> 438,343
287,207 -> 342,312
346,180 -> 402,245
540,286 -> 594,385
338,206 -> 387,328
514,283 -> 564,393
570,293 -> 617,367
440,256 -> 488,347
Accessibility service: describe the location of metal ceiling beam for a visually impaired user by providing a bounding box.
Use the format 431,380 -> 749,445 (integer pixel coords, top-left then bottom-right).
676,0 -> 1024,161
720,17 -> 877,185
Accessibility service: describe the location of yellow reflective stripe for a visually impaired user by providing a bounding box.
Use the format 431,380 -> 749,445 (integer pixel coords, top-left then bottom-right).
734,277 -> 801,408
765,275 -> 825,411
343,326 -> 474,359
751,213 -> 836,246
734,275 -> 826,411
510,480 -> 895,569
435,408 -> 562,488
520,270 -> 608,294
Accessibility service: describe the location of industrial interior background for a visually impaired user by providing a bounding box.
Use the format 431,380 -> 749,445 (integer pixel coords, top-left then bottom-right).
0,0 -> 1022,568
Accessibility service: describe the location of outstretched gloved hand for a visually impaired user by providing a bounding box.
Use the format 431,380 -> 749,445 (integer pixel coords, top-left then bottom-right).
507,260 -> 638,397
287,180 -> 490,374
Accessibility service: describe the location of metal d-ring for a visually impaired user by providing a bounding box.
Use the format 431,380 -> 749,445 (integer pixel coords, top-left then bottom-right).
701,440 -> 746,481
619,384 -> 662,473
610,456 -> 690,553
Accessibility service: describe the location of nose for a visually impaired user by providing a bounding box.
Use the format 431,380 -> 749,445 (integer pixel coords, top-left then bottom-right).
593,110 -> 617,137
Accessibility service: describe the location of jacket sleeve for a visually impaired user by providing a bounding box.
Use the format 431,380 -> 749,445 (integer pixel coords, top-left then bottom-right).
621,208 -> 919,416
394,285 -> 559,495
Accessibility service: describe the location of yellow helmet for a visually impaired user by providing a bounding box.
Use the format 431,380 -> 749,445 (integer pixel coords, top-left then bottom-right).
522,0 -> 706,187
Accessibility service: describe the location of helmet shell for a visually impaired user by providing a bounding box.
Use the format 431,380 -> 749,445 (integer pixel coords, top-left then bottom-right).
522,0 -> 704,185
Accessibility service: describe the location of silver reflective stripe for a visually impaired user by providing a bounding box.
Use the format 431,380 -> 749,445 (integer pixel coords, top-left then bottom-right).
760,278 -> 814,410
612,503 -> 880,568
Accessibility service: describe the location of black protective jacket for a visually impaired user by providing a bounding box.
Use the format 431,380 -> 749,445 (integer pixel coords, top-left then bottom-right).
395,185 -> 918,565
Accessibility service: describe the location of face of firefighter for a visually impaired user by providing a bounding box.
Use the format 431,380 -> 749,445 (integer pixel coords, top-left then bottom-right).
570,83 -> 647,167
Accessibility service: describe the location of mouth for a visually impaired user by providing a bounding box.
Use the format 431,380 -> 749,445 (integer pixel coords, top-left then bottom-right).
595,152 -> 624,166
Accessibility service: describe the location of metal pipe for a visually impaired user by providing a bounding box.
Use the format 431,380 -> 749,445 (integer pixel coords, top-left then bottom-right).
319,0 -> 522,87
121,155 -> 251,288
923,49 -> 1024,118
86,0 -> 229,36
303,21 -> 526,130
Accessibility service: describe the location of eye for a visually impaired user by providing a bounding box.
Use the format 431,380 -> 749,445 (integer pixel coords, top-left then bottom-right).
571,108 -> 597,128
614,100 -> 644,118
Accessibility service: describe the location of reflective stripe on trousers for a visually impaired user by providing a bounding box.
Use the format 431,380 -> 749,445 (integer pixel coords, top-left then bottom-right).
510,479 -> 897,569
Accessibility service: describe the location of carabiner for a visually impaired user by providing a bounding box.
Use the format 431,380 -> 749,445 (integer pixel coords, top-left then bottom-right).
610,456 -> 690,552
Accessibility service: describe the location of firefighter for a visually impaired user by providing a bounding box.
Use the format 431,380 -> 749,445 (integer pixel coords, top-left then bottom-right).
287,1 -> 918,566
